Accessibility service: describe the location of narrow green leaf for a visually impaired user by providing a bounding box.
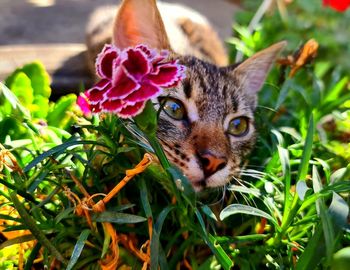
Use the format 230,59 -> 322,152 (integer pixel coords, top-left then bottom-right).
201,205 -> 218,222
330,168 -> 348,183
297,113 -> 315,182
0,82 -> 30,118
332,247 -> 350,270
0,234 -> 36,249
66,229 -> 91,270
328,192 -> 349,229
195,209 -> 233,269
312,166 -> 335,263
296,224 -> 324,270
323,76 -> 348,104
10,192 -> 67,264
296,180 -> 311,201
207,234 -> 233,270
220,204 -> 277,226
24,242 -> 42,270
275,78 -> 293,110
151,206 -> 175,270
23,137 -> 102,172
92,211 -> 147,224
139,178 -> 152,218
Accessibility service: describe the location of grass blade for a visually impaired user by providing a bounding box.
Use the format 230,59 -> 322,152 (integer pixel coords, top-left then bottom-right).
66,229 -> 91,270
297,113 -> 315,182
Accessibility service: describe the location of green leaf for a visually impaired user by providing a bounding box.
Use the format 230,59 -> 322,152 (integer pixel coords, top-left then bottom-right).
201,205 -> 218,221
328,192 -> 349,229
66,229 -> 91,270
151,206 -> 175,270
195,209 -> 233,270
32,95 -> 49,119
0,234 -> 36,249
220,204 -> 278,226
8,72 -> 34,107
296,180 -> 311,201
332,247 -> 350,270
295,223 -> 324,270
139,178 -> 153,218
92,211 -> 147,224
47,94 -> 77,129
24,242 -> 42,270
323,76 -> 348,105
275,78 -> 293,110
23,137 -> 101,172
6,61 -> 51,98
9,192 -> 67,264
134,100 -> 158,135
330,168 -> 348,183
297,113 -> 315,182
207,234 -> 233,270
312,166 -> 335,263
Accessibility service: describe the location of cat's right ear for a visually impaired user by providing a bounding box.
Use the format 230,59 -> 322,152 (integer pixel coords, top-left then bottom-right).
113,0 -> 171,50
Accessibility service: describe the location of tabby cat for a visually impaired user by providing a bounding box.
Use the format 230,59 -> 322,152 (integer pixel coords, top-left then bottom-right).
86,0 -> 286,191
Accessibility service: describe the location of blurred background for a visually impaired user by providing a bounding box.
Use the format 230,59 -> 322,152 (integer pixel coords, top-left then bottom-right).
0,0 -> 237,44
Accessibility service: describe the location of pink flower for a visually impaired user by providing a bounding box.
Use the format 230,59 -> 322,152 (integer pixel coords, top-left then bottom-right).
77,44 -> 186,118
77,92 -> 101,116
323,0 -> 350,12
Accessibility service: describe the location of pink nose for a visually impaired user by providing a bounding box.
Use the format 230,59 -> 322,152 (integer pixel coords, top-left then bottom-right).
197,151 -> 227,177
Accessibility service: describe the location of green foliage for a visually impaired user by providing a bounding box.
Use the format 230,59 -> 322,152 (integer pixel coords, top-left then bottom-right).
1,1 -> 350,269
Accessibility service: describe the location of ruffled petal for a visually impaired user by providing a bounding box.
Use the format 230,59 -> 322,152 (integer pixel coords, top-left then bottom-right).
101,99 -> 124,112
148,61 -> 186,87
95,45 -> 120,79
107,66 -> 140,99
86,79 -> 111,104
90,103 -> 102,114
124,82 -> 162,104
122,48 -> 150,78
117,101 -> 146,118
77,94 -> 91,115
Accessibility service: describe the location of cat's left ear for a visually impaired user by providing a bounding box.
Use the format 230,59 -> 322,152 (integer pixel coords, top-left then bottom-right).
231,41 -> 287,98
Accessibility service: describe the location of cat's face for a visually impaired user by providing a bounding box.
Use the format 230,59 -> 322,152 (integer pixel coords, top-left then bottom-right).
112,0 -> 285,191
156,56 -> 256,191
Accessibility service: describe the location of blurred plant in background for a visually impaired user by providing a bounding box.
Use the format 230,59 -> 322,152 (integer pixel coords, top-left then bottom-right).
0,0 -> 349,269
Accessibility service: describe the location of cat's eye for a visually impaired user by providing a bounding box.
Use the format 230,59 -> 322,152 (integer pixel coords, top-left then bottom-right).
227,117 -> 249,137
161,98 -> 186,120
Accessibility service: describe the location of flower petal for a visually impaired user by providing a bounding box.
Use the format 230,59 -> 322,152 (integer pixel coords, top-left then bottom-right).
107,66 -> 140,99
123,48 -> 151,78
90,103 -> 102,114
124,83 -> 162,104
148,61 -> 186,87
95,45 -> 120,79
77,94 -> 91,115
101,99 -> 124,112
117,101 -> 146,118
323,0 -> 350,11
86,79 -> 111,104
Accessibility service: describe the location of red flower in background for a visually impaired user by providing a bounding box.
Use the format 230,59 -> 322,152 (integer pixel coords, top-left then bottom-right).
323,0 -> 350,12
78,44 -> 186,118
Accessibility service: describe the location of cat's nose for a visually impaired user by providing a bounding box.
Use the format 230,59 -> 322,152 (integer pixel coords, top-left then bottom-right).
197,151 -> 227,177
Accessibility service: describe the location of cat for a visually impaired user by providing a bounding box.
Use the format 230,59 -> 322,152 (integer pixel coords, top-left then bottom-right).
86,0 -> 286,192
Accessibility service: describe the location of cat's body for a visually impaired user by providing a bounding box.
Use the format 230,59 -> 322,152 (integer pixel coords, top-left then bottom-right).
86,0 -> 285,191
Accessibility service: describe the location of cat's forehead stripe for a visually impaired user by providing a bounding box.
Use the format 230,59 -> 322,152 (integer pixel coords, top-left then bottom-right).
182,79 -> 192,99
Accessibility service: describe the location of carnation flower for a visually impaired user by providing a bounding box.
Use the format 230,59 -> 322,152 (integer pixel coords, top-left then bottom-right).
78,44 -> 186,118
323,0 -> 350,12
